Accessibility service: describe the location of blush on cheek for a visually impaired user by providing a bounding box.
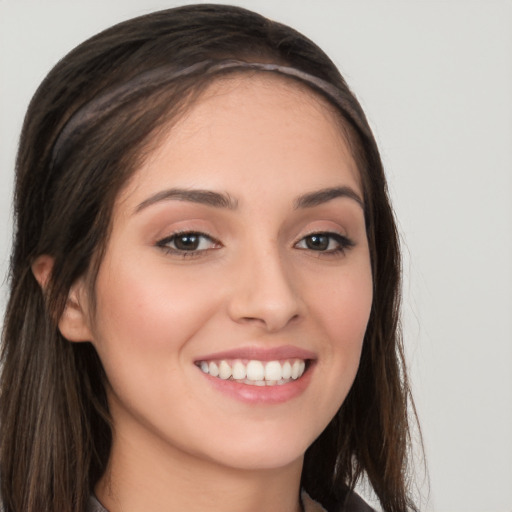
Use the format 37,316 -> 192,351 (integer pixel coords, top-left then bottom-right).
93,261 -> 223,362
321,278 -> 372,330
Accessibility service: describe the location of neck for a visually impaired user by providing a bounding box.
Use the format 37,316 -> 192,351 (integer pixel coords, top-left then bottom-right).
95,416 -> 304,512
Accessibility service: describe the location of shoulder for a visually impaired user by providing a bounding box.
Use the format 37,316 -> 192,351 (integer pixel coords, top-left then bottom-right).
302,489 -> 376,512
87,495 -> 108,512
341,491 -> 376,512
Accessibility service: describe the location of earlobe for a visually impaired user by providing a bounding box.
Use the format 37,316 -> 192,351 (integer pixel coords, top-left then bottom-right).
31,255 -> 94,343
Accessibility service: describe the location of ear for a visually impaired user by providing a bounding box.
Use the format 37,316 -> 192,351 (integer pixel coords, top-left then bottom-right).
31,254 -> 53,289
32,255 -> 94,343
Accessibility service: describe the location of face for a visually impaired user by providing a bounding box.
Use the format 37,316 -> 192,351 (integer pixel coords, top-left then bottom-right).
78,75 -> 373,473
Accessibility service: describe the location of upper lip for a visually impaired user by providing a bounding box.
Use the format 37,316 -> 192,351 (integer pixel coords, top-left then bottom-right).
195,345 -> 316,362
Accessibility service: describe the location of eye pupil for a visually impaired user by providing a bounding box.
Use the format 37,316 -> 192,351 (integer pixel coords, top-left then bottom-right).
306,234 -> 329,251
175,234 -> 200,251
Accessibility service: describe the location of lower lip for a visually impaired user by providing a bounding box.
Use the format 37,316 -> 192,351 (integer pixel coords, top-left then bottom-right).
200,363 -> 314,404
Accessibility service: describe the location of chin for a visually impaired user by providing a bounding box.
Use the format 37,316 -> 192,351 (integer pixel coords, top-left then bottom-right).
191,419 -> 319,472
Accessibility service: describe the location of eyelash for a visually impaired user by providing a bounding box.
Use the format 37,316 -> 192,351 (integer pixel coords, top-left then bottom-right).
156,231 -> 354,258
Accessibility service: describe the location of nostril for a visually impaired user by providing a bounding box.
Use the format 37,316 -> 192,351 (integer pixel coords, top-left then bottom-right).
237,311 -> 301,332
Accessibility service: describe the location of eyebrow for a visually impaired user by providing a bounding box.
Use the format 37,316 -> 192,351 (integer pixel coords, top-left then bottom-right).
294,186 -> 364,210
135,185 -> 363,214
135,188 -> 238,212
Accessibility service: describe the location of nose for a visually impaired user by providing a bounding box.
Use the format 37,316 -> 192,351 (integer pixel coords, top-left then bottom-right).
227,244 -> 304,332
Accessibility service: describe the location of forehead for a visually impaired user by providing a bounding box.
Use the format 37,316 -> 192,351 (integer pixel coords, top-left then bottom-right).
172,72 -> 353,156
120,73 -> 361,206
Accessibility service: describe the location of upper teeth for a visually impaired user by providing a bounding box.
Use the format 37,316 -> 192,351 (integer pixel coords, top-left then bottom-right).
197,359 -> 306,385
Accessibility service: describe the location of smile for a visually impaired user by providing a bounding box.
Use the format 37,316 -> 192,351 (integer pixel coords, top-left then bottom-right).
196,359 -> 307,386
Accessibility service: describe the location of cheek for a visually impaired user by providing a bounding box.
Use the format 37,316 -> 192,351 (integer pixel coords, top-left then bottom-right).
311,263 -> 373,347
305,259 -> 373,396
88,257 -> 222,427
90,254 -> 221,367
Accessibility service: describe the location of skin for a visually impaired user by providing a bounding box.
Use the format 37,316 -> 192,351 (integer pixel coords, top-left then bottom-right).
54,75 -> 373,512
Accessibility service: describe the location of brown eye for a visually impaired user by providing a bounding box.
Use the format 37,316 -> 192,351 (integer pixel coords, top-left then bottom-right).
295,232 -> 354,254
304,234 -> 330,251
173,233 -> 201,251
157,232 -> 219,254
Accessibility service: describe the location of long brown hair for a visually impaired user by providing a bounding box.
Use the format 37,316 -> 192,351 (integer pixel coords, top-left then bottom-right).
1,5 -> 419,511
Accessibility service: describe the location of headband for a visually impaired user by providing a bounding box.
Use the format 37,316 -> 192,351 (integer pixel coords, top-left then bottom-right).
51,60 -> 367,167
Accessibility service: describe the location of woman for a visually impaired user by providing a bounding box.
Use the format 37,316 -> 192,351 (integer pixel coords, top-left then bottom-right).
0,5 -> 418,512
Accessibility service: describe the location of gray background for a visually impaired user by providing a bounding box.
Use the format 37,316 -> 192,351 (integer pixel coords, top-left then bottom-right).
1,1 -> 511,511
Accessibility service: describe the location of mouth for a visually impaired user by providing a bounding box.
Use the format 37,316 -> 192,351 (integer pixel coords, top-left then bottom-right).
195,358 -> 308,386
194,346 -> 316,404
